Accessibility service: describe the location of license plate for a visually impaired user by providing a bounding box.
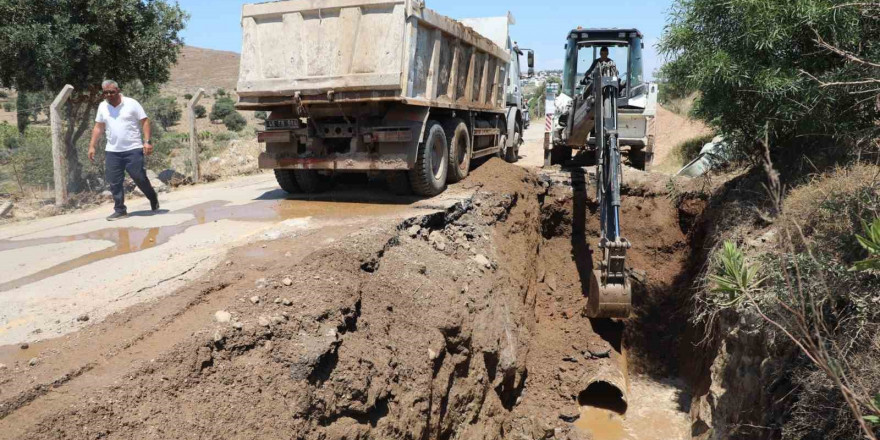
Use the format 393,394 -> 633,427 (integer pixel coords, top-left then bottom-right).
265,119 -> 301,130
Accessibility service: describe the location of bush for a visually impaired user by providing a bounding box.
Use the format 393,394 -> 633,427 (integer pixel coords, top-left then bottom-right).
674,134 -> 715,165
660,1 -> 880,162
183,93 -> 193,101
0,91 -> 8,99
215,88 -> 227,98
2,102 -> 13,112
145,95 -> 182,130
223,111 -> 247,132
194,104 -> 207,119
210,97 -> 236,121
254,111 -> 268,121
9,127 -> 53,187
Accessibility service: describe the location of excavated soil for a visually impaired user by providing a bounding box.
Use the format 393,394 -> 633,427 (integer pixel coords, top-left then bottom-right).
0,159 -> 707,439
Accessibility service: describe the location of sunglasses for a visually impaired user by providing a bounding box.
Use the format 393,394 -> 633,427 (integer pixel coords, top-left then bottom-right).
102,90 -> 119,96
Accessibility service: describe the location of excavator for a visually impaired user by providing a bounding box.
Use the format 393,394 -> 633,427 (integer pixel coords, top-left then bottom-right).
550,28 -> 658,318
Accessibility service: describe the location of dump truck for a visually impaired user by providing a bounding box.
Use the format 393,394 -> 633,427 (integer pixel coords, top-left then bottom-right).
236,0 -> 534,196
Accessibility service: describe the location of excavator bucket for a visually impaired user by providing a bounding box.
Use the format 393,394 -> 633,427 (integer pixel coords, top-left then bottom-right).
586,270 -> 632,319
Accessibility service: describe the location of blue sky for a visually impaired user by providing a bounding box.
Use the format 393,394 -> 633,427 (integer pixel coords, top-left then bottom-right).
177,0 -> 675,78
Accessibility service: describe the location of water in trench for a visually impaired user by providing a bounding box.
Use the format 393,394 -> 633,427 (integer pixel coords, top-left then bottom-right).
535,176 -> 693,440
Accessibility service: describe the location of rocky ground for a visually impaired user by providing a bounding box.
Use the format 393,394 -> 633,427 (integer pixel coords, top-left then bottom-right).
0,155 -> 713,439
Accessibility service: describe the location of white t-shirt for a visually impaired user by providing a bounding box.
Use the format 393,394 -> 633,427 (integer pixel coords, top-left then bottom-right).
95,96 -> 148,152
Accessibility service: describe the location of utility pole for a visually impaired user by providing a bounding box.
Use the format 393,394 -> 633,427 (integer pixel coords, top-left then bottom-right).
187,88 -> 206,183
50,85 -> 74,206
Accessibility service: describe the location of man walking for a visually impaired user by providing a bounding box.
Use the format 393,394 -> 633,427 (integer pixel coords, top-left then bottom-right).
88,80 -> 160,221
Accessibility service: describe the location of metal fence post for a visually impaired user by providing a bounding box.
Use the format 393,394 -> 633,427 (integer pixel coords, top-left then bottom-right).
50,85 -> 74,206
187,88 -> 206,182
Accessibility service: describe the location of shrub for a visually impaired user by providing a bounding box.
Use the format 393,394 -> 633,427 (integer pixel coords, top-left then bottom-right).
184,93 -> 193,100
223,111 -> 247,132
9,128 -> 53,187
198,130 -> 213,141
674,134 -> 715,165
145,95 -> 182,130
660,1 -> 880,162
194,104 -> 207,119
2,102 -> 13,112
254,111 -> 268,120
0,91 -> 8,99
215,88 -> 227,98
210,97 -> 235,121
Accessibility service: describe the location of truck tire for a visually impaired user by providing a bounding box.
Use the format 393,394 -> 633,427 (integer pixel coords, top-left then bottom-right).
294,170 -> 332,193
550,145 -> 572,165
505,125 -> 521,163
274,169 -> 300,193
444,119 -> 471,183
386,171 -> 412,195
409,121 -> 448,197
496,134 -> 508,159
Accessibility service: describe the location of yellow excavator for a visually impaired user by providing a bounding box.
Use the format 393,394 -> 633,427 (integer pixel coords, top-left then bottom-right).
551,29 -> 658,318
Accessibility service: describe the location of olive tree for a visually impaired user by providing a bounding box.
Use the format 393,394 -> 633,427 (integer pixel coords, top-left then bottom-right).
0,0 -> 188,193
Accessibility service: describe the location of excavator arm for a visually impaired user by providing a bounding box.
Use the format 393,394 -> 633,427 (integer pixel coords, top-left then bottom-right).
584,67 -> 633,318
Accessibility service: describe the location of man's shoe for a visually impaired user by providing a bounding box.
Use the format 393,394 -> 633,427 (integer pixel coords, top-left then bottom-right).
150,199 -> 160,211
107,212 -> 129,221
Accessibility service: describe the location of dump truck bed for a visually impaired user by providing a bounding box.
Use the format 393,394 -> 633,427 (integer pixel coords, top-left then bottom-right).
237,0 -> 511,113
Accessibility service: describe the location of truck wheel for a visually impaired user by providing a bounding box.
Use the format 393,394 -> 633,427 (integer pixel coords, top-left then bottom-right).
294,170 -> 332,193
505,126 -> 521,163
409,121 -> 448,197
551,146 -> 572,165
444,119 -> 471,183
386,171 -> 412,195
496,134 -> 508,159
274,169 -> 300,193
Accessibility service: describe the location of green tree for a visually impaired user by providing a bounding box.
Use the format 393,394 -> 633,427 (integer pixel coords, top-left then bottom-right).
0,0 -> 188,193
660,1 -> 880,163
210,97 -> 236,121
194,104 -> 207,119
145,95 -> 182,130
254,110 -> 268,121
223,111 -> 247,132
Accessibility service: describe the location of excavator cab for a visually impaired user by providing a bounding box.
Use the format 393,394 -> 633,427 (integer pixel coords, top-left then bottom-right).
552,28 -> 658,170
563,29 -> 645,101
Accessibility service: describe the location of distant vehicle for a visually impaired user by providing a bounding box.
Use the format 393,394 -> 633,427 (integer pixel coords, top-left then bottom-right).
236,0 -> 534,196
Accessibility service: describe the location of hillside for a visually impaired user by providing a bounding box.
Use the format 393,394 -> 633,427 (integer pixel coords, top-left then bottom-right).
165,46 -> 241,94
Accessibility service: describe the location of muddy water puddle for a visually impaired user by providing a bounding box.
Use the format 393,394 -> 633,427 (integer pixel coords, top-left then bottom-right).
0,199 -> 403,292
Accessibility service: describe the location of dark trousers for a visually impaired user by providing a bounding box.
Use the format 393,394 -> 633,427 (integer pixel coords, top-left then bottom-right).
105,149 -> 157,214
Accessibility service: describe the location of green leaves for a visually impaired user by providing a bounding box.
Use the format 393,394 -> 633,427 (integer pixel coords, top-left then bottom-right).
709,241 -> 765,306
660,0 -> 880,157
865,394 -> 880,425
851,218 -> 880,272
0,0 -> 188,93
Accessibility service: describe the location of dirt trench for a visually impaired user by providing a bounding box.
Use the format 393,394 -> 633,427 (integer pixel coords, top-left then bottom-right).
0,159 -> 707,440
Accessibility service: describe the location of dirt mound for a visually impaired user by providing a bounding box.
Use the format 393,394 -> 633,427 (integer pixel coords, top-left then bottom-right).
654,106 -> 714,171
165,46 -> 240,94
1,160 -> 705,439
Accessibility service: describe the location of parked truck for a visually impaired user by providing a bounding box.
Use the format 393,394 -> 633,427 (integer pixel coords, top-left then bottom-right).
236,0 -> 534,196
